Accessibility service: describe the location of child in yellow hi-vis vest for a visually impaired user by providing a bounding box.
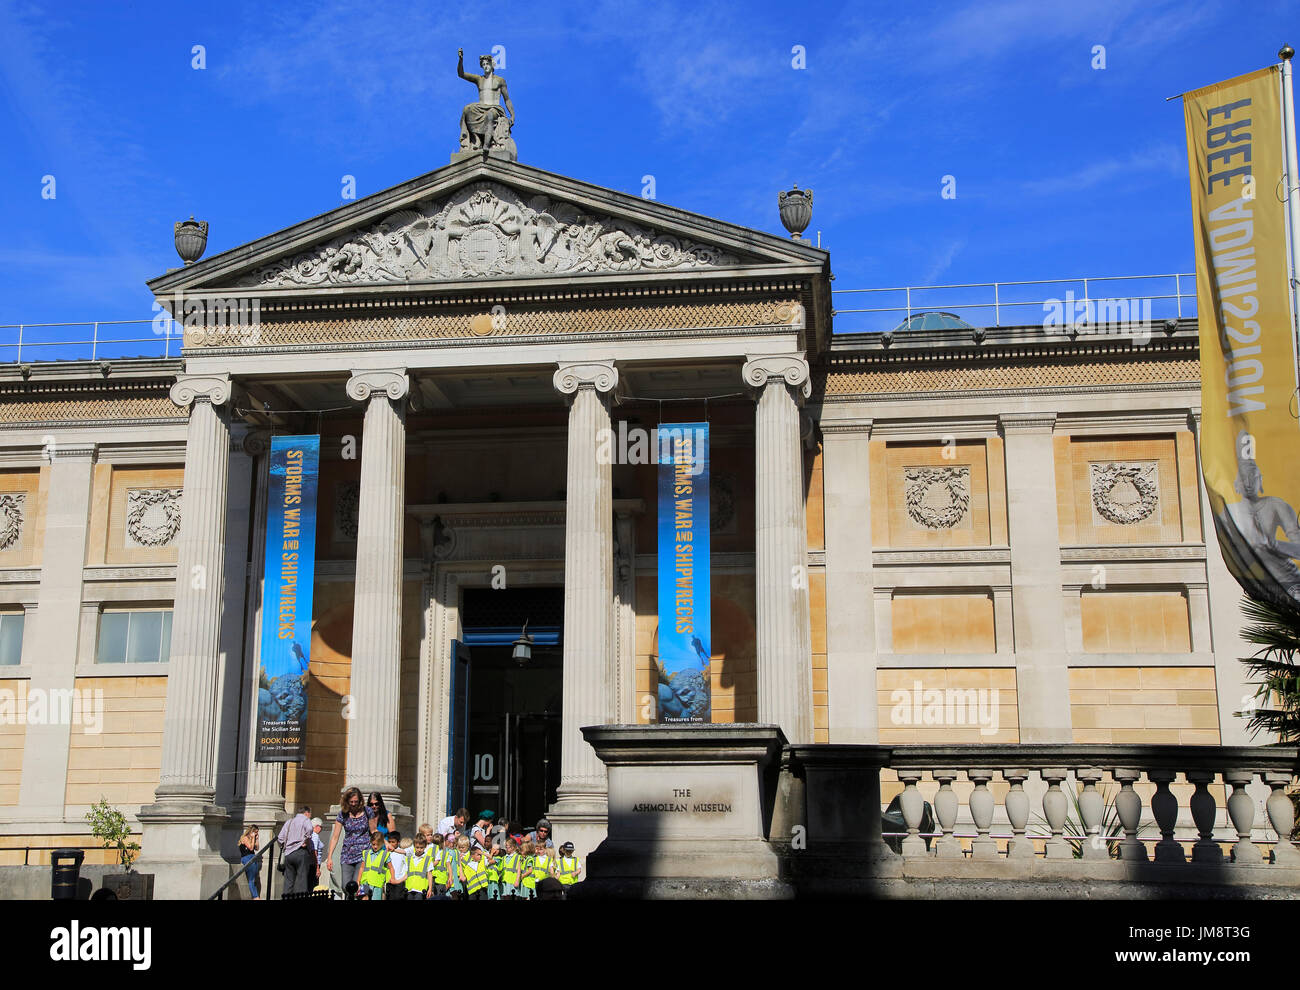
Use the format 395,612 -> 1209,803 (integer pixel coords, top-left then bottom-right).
498,839 -> 522,899
448,834 -> 472,900
531,842 -> 557,888
405,834 -> 435,900
556,841 -> 582,894
464,846 -> 491,900
429,833 -> 449,898
518,839 -> 537,900
355,831 -> 389,900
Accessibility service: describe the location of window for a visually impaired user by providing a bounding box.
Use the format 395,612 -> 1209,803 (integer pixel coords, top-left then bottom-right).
96,609 -> 173,664
0,613 -> 23,665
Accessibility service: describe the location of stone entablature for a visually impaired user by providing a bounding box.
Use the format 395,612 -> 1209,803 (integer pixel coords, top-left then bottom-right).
237,182 -> 752,289
818,331 -> 1199,398
0,387 -> 182,426
183,293 -> 804,351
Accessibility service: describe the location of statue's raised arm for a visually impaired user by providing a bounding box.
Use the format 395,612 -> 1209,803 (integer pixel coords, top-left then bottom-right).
457,47 -> 480,84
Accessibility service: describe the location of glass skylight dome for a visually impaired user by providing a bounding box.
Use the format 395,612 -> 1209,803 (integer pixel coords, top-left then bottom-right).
891,311 -> 976,332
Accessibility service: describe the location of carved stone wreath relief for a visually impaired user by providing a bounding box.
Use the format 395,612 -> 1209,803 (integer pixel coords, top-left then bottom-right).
238,182 -> 745,288
125,488 -> 182,547
1090,461 -> 1159,525
905,466 -> 971,530
0,493 -> 25,551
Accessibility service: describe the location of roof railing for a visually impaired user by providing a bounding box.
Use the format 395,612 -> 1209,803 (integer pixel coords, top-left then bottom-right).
0,320 -> 181,365
0,274 -> 1200,361
831,273 -> 1198,334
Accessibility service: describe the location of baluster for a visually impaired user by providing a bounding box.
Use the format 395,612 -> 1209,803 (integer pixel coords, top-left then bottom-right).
897,771 -> 926,857
1224,770 -> 1262,865
1265,772 -> 1300,866
1041,769 -> 1071,860
932,770 -> 962,859
1004,769 -> 1034,859
1188,771 -> 1223,864
1149,769 -> 1185,863
1076,767 -> 1107,860
968,769 -> 997,859
1114,769 -> 1147,862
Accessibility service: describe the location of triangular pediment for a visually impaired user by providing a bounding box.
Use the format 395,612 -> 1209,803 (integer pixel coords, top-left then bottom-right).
148,158 -> 825,297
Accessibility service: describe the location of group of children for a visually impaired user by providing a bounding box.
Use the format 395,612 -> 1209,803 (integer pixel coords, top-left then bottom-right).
355,823 -> 582,900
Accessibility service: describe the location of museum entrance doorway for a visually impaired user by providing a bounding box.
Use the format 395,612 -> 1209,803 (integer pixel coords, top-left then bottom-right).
448,587 -> 563,829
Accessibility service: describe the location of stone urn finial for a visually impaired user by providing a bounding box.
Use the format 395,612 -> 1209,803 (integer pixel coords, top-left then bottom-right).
174,216 -> 209,265
778,185 -> 813,240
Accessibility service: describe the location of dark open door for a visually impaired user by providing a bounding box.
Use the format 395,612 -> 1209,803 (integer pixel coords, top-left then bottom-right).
447,640 -> 472,813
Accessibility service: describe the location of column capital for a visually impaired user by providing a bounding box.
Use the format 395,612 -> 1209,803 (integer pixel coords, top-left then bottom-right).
998,411 -> 1056,434
241,429 -> 272,458
347,369 -> 409,402
170,374 -> 231,409
553,361 -> 618,396
743,354 -> 811,401
819,416 -> 873,437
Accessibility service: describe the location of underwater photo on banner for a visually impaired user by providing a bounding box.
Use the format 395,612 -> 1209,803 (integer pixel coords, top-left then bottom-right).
256,435 -> 320,762
656,422 -> 711,723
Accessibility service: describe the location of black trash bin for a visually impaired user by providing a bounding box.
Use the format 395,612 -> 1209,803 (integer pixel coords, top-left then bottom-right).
51,848 -> 85,901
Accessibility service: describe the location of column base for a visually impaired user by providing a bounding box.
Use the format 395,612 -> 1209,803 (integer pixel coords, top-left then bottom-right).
547,787 -> 609,862
135,788 -> 230,900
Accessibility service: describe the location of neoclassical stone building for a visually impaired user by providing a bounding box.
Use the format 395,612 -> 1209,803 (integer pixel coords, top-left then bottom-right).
0,155 -> 1256,897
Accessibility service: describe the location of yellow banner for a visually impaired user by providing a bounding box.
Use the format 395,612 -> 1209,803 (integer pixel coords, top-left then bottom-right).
1185,65 -> 1300,608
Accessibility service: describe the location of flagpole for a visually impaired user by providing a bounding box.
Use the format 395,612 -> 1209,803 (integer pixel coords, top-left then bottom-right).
1279,45 -> 1300,393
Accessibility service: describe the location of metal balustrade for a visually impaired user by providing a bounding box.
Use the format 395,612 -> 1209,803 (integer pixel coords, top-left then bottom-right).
831,273 -> 1198,334
0,320 -> 180,364
0,274 -> 1200,362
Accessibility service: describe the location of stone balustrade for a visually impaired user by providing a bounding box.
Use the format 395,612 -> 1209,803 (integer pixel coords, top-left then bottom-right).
583,728 -> 1299,897
880,745 -> 1298,868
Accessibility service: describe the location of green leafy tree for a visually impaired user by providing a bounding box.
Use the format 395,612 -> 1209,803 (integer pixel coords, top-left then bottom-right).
85,798 -> 141,871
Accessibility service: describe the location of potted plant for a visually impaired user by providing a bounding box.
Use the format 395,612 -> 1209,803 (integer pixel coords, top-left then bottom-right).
87,798 -> 153,900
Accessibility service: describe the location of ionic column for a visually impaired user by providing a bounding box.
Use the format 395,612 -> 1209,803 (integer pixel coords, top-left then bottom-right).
138,374 -> 233,898
150,376 -> 232,802
743,354 -> 813,744
345,370 -> 409,807
552,362 -> 617,826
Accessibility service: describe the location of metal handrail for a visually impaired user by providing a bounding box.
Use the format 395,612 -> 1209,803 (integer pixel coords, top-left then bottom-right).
1,273 -> 1200,360
207,835 -> 280,901
831,273 -> 1198,331
0,320 -> 180,364
0,841 -> 107,866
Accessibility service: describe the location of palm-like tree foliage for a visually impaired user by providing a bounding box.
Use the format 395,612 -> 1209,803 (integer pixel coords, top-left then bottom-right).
1236,594 -> 1300,743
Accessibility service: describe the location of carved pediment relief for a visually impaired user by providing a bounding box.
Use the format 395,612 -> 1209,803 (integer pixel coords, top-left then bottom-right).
237,182 -> 747,289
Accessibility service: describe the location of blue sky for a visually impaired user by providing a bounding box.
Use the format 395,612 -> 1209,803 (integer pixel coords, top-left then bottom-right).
0,0 -> 1293,338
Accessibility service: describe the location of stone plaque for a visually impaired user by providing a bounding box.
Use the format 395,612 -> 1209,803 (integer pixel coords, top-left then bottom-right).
607,764 -> 757,841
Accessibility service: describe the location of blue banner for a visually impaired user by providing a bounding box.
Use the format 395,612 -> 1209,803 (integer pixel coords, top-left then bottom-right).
256,435 -> 320,762
656,422 -> 711,723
